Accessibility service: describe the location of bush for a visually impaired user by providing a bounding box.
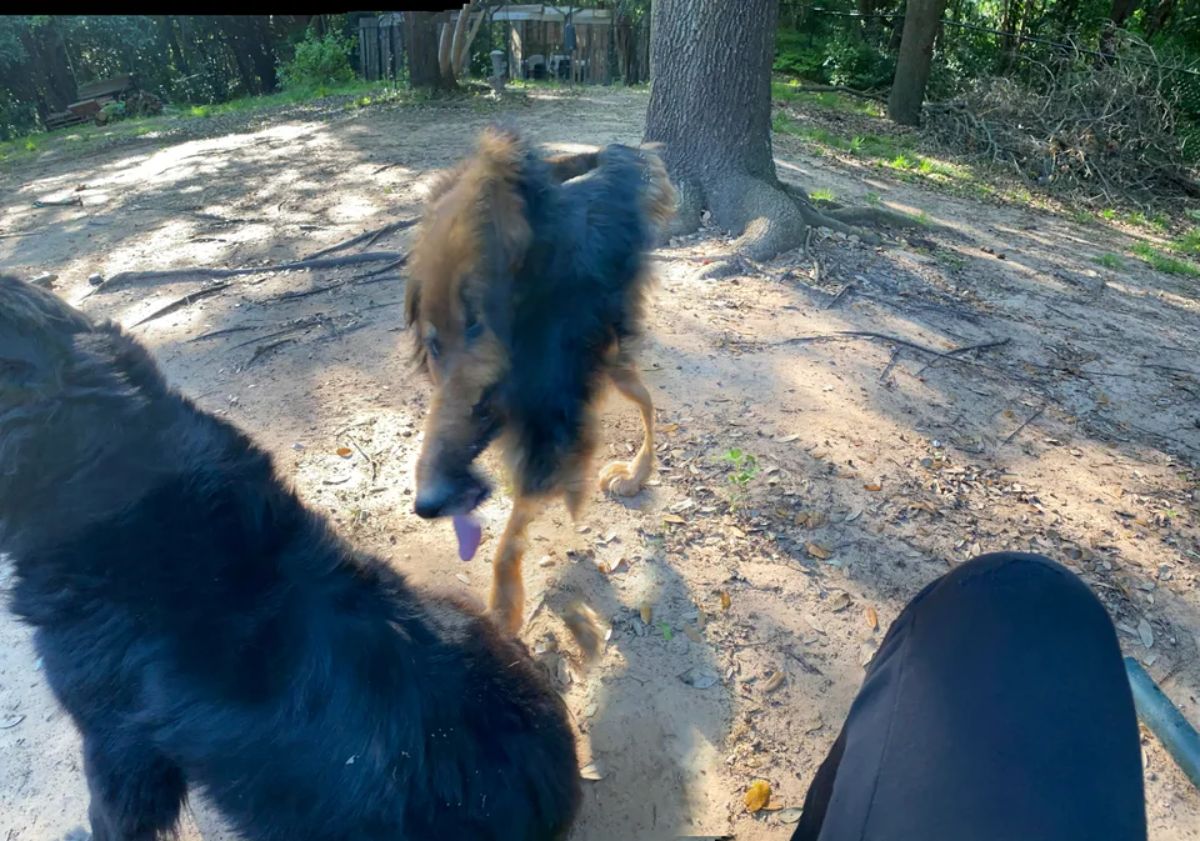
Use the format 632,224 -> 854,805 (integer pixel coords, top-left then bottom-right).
823,34 -> 895,91
280,30 -> 354,90
775,29 -> 831,82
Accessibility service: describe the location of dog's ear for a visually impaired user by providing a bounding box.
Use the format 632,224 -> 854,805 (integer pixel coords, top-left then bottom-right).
473,127 -> 533,272
0,276 -> 92,394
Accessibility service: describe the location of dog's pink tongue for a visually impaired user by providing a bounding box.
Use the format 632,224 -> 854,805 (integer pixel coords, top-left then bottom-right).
452,514 -> 482,562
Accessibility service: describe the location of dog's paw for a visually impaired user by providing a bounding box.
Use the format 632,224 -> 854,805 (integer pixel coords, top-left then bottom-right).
598,461 -> 644,497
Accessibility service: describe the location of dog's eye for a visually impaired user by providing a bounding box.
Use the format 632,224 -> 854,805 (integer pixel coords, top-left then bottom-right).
464,312 -> 483,342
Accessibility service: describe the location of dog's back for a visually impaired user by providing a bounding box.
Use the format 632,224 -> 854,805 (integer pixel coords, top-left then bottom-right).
0,275 -> 580,841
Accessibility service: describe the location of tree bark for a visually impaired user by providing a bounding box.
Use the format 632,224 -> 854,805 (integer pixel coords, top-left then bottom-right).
887,0 -> 949,126
158,16 -> 190,76
644,0 -> 898,264
406,12 -> 443,89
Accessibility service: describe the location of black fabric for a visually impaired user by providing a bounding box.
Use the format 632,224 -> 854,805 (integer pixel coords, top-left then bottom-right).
793,552 -> 1146,841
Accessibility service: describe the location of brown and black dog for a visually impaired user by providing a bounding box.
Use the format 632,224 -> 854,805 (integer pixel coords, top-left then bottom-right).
405,127 -> 675,647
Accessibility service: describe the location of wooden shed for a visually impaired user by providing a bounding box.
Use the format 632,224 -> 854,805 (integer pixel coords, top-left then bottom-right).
456,5 -> 616,85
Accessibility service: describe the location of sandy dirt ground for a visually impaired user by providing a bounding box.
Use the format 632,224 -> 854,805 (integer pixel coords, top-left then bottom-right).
1,88 -> 1198,840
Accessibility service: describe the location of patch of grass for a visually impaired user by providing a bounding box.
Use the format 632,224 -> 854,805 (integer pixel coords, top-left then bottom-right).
1069,209 -> 1094,225
1131,243 -> 1200,277
810,187 -> 836,203
1187,208 -> 1200,224
1170,227 -> 1200,256
864,191 -> 882,205
1094,253 -> 1124,269
1099,208 -> 1118,221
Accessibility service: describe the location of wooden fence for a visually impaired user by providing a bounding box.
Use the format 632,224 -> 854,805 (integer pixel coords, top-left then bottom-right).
359,13 -> 405,82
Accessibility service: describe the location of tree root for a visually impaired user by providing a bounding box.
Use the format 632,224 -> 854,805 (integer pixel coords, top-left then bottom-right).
686,171 -> 935,270
88,252 -> 404,296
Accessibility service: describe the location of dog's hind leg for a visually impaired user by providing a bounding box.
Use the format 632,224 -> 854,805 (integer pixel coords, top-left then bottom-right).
489,496 -> 538,635
82,736 -> 186,841
598,365 -> 655,498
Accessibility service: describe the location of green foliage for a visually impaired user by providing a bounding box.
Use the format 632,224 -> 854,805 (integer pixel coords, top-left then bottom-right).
1171,228 -> 1200,256
823,34 -> 895,91
774,29 -> 831,82
1094,253 -> 1124,269
1131,243 -> 1200,276
280,30 -> 354,90
810,187 -> 837,202
722,448 -> 759,489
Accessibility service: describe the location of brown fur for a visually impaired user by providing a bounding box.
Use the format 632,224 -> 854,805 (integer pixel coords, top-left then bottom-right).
406,127 -> 675,657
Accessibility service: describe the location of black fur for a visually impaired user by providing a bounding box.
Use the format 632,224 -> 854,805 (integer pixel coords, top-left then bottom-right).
505,144 -> 654,495
0,275 -> 580,841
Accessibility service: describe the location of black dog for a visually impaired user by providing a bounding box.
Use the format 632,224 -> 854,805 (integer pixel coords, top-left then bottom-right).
0,275 -> 580,841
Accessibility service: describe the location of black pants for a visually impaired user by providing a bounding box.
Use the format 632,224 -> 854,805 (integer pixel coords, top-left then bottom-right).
792,552 -> 1147,841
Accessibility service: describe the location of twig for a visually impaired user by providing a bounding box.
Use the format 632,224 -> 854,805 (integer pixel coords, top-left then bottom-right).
189,323 -> 266,343
914,337 -> 1013,377
33,197 -> 83,208
129,283 -> 232,329
825,283 -> 856,309
246,338 -> 296,367
90,252 -> 404,296
303,219 -> 417,261
791,84 -> 887,103
230,315 -> 330,349
348,438 -> 379,483
879,348 -> 903,382
1002,404 -> 1048,446
776,331 -> 1009,364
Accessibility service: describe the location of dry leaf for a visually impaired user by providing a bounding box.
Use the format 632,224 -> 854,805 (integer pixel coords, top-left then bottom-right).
806,542 -> 833,560
639,601 -> 653,625
744,780 -> 772,813
762,670 -> 786,693
662,514 -> 686,525
777,806 -> 804,824
335,446 -> 353,458
866,606 -> 879,630
719,591 -> 732,611
454,573 -> 470,585
1138,618 -> 1154,648
776,433 -> 801,443
580,760 -> 606,781
680,667 -> 720,689
863,483 -> 882,492
660,422 -> 680,434
830,592 -> 851,612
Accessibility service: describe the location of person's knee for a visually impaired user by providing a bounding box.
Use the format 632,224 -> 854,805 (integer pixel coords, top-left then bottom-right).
927,551 -> 1111,633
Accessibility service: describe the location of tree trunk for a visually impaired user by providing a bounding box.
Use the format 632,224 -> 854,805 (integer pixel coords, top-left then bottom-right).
215,16 -> 261,95
887,0 -> 949,126
1142,0 -> 1175,35
158,16 -> 190,76
1098,0 -> 1139,61
406,12 -> 443,90
644,0 -> 895,264
245,16 -> 278,93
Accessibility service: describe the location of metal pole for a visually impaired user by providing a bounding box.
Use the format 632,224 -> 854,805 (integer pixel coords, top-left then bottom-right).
1125,657 -> 1200,790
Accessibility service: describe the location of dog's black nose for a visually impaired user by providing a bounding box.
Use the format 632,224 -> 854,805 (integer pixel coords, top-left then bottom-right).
414,482 -> 451,519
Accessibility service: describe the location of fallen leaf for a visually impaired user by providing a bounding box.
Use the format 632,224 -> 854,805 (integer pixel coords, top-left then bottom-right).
660,422 -> 680,433
806,542 -> 833,560
680,667 -> 720,689
863,483 -> 883,492
662,514 -> 686,525
777,806 -> 804,824
762,670 -> 786,693
830,592 -> 851,612
776,433 -> 801,443
639,601 -> 653,625
1138,618 -> 1154,648
659,622 -> 674,641
802,712 -> 824,733
0,713 -> 25,730
719,591 -> 732,611
335,446 -> 353,458
580,760 -> 606,781
454,573 -> 470,585
866,606 -> 879,630
745,779 -> 772,813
